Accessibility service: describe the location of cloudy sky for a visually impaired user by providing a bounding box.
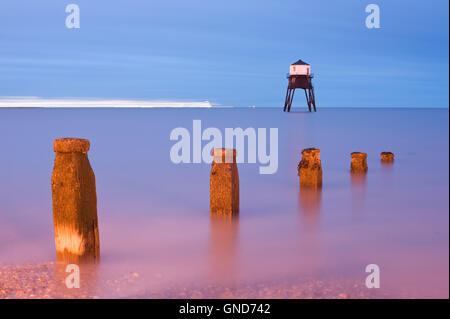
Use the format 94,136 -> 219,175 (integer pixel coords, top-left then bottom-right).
0,0 -> 448,107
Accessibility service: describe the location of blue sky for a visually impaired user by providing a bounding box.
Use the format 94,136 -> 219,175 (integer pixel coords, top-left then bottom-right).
0,0 -> 448,107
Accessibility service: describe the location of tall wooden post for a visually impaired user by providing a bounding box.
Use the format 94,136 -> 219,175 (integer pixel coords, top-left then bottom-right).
210,148 -> 239,217
298,148 -> 323,188
51,138 -> 100,264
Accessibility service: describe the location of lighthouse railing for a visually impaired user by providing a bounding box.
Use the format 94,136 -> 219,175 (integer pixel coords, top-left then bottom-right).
286,73 -> 314,79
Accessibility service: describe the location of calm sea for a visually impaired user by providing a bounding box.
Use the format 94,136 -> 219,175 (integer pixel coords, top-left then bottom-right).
0,107 -> 448,298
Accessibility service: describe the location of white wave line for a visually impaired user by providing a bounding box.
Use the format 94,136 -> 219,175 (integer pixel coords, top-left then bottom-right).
0,97 -> 213,108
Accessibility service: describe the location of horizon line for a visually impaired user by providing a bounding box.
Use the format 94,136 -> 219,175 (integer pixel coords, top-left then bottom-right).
0,97 -> 447,109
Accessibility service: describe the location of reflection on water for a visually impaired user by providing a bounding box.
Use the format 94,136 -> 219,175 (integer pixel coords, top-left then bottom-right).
381,161 -> 394,177
350,172 -> 367,214
209,215 -> 239,284
298,187 -> 322,227
350,172 -> 367,190
298,186 -> 322,274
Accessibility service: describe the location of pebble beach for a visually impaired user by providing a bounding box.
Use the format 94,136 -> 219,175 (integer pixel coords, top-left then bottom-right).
1,263 -> 386,299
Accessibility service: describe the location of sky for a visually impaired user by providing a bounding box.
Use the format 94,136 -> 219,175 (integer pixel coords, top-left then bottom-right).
0,0 -> 448,108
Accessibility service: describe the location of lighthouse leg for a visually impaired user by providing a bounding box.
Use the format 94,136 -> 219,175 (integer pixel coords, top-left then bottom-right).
310,87 -> 317,112
304,89 -> 311,112
307,88 -> 313,112
283,88 -> 290,112
288,88 -> 295,112
287,89 -> 294,112
284,87 -> 291,111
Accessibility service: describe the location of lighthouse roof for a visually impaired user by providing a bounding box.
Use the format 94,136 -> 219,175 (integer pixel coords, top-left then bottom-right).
291,59 -> 310,66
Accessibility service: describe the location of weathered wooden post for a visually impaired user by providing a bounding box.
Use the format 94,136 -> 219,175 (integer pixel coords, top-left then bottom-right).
350,152 -> 368,173
380,152 -> 394,163
298,148 -> 322,188
51,138 -> 100,264
210,148 -> 239,217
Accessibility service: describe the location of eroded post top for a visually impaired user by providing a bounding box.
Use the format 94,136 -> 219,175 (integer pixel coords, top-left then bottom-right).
302,148 -> 321,160
54,138 -> 90,154
380,152 -> 395,161
351,152 -> 367,159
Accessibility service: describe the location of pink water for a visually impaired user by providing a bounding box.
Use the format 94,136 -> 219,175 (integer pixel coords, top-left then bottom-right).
0,108 -> 448,298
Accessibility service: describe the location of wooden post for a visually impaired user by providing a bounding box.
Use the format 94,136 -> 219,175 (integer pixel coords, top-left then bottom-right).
351,152 -> 368,173
210,148 -> 239,217
298,148 -> 322,188
380,152 -> 394,163
51,138 -> 100,264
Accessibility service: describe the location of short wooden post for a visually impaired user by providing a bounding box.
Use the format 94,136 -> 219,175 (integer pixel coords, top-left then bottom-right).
298,148 -> 322,188
210,148 -> 239,217
351,152 -> 368,173
380,152 -> 394,163
51,138 -> 100,263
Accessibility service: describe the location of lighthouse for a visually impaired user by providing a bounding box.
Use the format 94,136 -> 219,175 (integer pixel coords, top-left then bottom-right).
283,59 -> 316,112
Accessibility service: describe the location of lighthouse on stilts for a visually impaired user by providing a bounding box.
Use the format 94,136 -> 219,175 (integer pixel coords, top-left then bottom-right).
283,59 -> 316,112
